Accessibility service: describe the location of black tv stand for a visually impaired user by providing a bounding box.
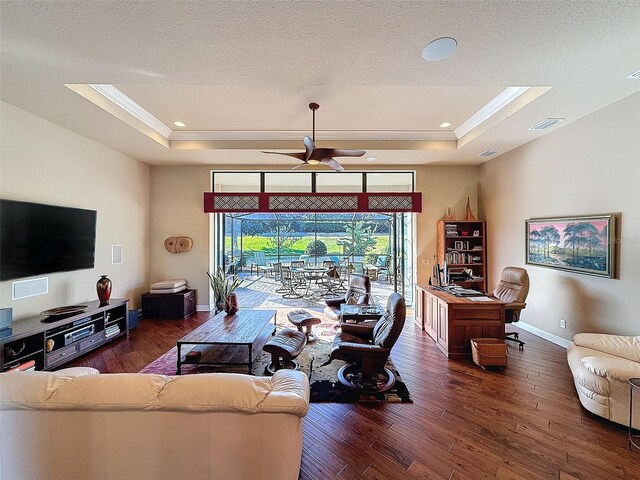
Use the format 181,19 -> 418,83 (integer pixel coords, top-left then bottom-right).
0,299 -> 129,372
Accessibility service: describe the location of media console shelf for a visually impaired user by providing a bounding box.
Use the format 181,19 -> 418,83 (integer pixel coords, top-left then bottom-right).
0,299 -> 129,372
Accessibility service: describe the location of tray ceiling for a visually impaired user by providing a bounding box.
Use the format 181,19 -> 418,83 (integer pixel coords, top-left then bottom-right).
1,1 -> 639,167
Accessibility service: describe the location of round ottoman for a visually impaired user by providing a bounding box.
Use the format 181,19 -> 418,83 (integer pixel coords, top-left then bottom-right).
287,309 -> 322,342
263,329 -> 307,375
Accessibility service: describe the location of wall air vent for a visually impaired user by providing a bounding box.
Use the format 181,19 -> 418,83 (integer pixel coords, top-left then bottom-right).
477,149 -> 500,157
627,70 -> 640,79
528,118 -> 565,130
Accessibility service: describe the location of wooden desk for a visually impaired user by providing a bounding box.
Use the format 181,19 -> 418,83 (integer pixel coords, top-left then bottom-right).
415,284 -> 505,358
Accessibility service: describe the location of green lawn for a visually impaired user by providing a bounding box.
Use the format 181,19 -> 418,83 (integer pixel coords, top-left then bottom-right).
226,235 -> 389,255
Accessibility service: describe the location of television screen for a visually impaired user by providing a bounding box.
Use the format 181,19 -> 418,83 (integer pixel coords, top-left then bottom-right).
0,200 -> 97,281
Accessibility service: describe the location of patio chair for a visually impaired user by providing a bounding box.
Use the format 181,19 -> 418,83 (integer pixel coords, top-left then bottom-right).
251,252 -> 273,277
289,260 -> 308,286
376,256 -> 390,282
350,261 -> 365,275
280,266 -> 304,299
272,262 -> 283,280
225,257 -> 240,275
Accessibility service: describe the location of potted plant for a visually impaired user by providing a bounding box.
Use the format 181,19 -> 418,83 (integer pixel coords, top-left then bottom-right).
206,267 -> 243,315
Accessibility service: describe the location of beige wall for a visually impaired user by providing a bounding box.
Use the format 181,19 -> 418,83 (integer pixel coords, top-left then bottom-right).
149,164 -> 479,307
0,101 -> 150,319
479,92 -> 640,338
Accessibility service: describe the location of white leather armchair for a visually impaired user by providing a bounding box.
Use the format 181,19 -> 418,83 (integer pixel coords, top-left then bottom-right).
567,333 -> 640,428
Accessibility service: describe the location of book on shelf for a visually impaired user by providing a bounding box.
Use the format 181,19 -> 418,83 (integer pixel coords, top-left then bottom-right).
105,324 -> 121,338
445,252 -> 483,264
6,359 -> 36,372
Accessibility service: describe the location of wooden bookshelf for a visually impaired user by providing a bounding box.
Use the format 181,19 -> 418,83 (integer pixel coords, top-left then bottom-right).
436,220 -> 487,293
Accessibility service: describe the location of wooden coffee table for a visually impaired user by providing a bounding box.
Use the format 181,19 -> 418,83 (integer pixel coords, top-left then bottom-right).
176,309 -> 276,375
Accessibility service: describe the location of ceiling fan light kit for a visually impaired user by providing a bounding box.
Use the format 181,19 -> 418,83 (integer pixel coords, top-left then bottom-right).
261,102 -> 366,172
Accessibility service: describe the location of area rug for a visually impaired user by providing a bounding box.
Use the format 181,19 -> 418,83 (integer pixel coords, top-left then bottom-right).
140,324 -> 412,403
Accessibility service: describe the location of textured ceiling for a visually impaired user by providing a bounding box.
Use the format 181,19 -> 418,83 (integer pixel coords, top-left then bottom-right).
1,1 -> 639,167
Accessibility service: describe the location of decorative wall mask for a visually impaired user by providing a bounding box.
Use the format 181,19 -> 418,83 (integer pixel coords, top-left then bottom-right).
164,236 -> 193,254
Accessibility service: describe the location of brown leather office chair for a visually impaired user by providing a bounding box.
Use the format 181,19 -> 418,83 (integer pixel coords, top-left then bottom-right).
323,274 -> 372,321
491,267 -> 530,350
328,292 -> 406,392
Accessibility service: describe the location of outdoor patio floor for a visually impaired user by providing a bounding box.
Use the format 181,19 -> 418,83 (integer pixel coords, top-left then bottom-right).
234,273 -> 397,310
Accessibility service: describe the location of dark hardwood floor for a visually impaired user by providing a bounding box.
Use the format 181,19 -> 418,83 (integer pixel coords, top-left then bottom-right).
66,310 -> 640,479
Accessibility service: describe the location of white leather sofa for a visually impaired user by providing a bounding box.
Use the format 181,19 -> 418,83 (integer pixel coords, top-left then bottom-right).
567,333 -> 640,428
0,367 -> 309,480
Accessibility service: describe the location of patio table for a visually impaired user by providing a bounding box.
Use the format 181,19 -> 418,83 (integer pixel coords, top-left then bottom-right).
292,267 -> 331,297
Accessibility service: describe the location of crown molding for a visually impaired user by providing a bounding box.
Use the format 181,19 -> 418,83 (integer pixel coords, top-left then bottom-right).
454,86 -> 530,139
87,84 -> 173,138
168,129 -> 456,142
66,84 -> 549,153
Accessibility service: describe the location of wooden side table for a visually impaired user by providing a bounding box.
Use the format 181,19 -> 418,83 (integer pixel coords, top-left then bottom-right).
630,378 -> 640,451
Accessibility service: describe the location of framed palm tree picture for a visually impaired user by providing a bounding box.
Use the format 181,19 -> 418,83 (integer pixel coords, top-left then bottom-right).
525,214 -> 616,278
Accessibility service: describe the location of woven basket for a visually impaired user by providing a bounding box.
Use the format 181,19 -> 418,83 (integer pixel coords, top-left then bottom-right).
470,338 -> 508,368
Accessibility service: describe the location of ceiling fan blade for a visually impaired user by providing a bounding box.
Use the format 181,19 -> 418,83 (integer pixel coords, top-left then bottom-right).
320,157 -> 344,172
261,151 -> 307,160
314,148 -> 366,158
303,135 -> 314,162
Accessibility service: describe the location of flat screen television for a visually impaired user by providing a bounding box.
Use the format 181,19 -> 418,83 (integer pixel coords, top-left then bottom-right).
0,200 -> 97,281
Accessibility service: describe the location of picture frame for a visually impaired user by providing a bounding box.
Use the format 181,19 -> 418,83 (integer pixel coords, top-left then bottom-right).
473,230 -> 480,237
454,240 -> 464,250
525,214 -> 616,278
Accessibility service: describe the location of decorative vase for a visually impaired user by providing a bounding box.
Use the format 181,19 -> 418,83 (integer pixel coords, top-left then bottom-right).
96,275 -> 112,306
215,299 -> 226,314
224,293 -> 239,316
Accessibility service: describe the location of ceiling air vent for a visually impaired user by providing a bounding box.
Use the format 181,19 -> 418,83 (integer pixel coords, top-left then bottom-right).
627,70 -> 640,79
529,118 -> 565,130
478,149 -> 500,157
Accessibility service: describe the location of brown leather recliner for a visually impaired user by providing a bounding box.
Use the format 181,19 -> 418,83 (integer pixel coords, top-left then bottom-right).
323,274 -> 372,321
491,267 -> 530,350
329,292 -> 406,392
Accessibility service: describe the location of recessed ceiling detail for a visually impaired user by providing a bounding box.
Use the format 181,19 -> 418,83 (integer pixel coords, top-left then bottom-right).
65,84 -> 548,154
3,2 -> 640,166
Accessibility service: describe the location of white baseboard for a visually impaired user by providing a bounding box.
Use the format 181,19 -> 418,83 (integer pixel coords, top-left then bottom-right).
516,321 -> 572,349
197,304 -> 213,312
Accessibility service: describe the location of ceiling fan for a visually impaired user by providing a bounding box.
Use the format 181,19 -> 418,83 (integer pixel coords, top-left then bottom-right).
261,102 -> 366,172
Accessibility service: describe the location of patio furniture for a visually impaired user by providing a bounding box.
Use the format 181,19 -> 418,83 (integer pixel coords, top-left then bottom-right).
280,266 -> 304,299
350,261 -> 365,275
376,255 -> 390,282
287,309 -> 322,342
364,264 -> 379,280
324,266 -> 342,296
263,329 -> 307,374
250,252 -> 273,277
225,257 -> 240,275
289,261 -> 308,287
